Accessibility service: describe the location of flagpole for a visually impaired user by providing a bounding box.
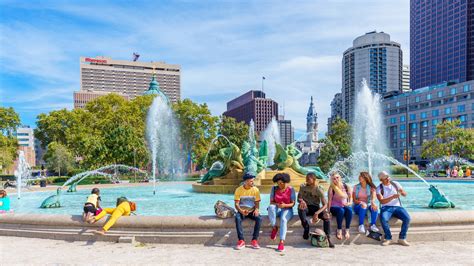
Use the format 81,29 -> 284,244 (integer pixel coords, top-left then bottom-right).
262,76 -> 265,93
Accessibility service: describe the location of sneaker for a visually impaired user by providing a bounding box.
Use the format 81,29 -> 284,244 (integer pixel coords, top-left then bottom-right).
303,227 -> 309,240
270,227 -> 278,240
250,239 -> 260,249
381,240 -> 391,246
370,224 -> 379,233
235,240 -> 245,250
398,239 -> 410,246
358,225 -> 366,234
277,242 -> 285,252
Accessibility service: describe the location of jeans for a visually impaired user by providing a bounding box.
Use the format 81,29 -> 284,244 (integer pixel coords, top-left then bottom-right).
380,206 -> 411,240
235,210 -> 262,241
330,206 -> 353,230
267,205 -> 293,241
298,205 -> 331,236
353,203 -> 379,226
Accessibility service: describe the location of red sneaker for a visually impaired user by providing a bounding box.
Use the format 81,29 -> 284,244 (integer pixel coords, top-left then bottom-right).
251,239 -> 260,249
277,242 -> 285,252
270,227 -> 278,240
235,240 -> 245,250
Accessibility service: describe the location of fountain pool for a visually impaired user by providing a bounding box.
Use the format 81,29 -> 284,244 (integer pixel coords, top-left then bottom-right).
7,181 -> 473,216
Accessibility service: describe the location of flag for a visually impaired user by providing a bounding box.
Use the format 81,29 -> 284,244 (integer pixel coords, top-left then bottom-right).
262,76 -> 266,80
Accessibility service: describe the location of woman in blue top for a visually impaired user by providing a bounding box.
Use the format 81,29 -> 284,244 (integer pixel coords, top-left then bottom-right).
0,190 -> 11,212
352,172 -> 379,234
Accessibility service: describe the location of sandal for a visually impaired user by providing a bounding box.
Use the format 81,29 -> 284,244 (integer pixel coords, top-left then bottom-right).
336,229 -> 343,240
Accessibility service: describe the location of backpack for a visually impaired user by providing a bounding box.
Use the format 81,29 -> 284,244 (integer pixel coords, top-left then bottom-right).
310,229 -> 329,248
379,181 -> 402,206
129,201 -> 137,212
116,196 -> 128,206
214,200 -> 235,219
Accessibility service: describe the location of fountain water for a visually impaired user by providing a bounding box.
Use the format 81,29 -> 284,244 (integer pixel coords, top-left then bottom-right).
14,150 -> 32,199
426,155 -> 474,174
146,94 -> 181,195
352,79 -> 390,178
248,119 -> 256,144
260,117 -> 281,166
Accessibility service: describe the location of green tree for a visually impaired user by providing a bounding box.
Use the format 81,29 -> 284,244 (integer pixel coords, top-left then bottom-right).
44,142 -> 75,177
317,118 -> 352,172
422,120 -> 474,160
0,107 -> 20,171
173,99 -> 218,171
218,116 -> 249,148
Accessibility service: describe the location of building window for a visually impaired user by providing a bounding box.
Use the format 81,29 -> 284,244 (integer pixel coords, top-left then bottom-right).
400,115 -> 406,122
421,112 -> 427,119
438,91 -> 444,97
432,127 -> 437,134
400,133 -> 406,139
415,96 -> 420,102
459,115 -> 467,122
445,107 -> 452,115
410,114 -> 416,121
463,84 -> 470,92
427,94 -> 432,100
458,105 -> 465,112
432,109 -> 439,117
450,88 -> 456,95
396,101 -> 400,107
432,119 -> 438,126
400,124 -> 406,131
390,117 -> 397,124
421,121 -> 428,127
410,123 -> 417,129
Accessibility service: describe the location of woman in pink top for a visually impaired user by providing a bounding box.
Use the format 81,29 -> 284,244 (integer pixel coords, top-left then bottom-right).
328,173 -> 353,240
352,172 -> 379,234
267,173 -> 296,252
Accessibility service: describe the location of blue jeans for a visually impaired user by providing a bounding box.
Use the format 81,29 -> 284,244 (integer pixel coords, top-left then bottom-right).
380,206 -> 411,240
353,203 -> 379,226
267,205 -> 293,241
330,206 -> 353,230
235,210 -> 262,241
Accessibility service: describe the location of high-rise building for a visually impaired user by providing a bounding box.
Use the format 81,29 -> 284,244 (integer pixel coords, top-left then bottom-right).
342,31 -> 403,124
74,56 -> 180,108
13,125 -> 36,167
223,90 -> 278,133
383,80 -> 473,164
296,97 -> 322,166
74,90 -> 130,109
328,92 -> 343,133
278,116 -> 294,148
402,65 -> 411,92
410,0 -> 474,90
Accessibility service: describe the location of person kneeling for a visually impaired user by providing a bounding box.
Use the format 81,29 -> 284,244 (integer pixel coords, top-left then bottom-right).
234,173 -> 262,250
297,173 -> 334,248
268,173 -> 295,252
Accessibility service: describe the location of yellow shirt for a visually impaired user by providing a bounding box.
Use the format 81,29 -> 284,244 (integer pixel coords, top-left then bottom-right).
234,185 -> 261,210
86,194 -> 99,208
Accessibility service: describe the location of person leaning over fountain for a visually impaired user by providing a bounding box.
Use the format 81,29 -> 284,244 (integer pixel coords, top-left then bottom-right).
376,171 -> 410,246
234,173 -> 262,250
297,173 -> 334,248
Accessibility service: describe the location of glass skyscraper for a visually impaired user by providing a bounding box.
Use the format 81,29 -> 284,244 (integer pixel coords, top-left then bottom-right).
410,0 -> 474,90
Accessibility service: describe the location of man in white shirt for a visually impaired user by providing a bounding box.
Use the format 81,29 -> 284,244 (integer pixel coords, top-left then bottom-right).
376,171 -> 411,246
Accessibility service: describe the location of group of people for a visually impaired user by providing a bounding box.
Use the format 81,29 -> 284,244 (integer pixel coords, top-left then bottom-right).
233,170 -> 411,252
82,188 -> 134,235
445,166 -> 471,178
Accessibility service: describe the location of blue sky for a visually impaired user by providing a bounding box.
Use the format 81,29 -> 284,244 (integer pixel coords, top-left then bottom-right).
0,0 -> 409,136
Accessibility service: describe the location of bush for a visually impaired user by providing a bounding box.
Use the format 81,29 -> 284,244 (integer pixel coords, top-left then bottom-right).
391,164 -> 419,175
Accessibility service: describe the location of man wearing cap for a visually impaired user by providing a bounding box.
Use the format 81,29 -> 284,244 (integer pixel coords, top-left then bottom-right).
376,171 -> 411,246
234,173 -> 262,250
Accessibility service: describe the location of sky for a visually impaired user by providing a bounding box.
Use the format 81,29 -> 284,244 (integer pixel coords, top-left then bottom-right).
0,0 -> 410,137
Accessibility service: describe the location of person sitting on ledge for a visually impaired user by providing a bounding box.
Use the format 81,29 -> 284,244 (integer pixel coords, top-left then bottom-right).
0,190 -> 11,213
297,173 -> 334,248
376,171 -> 410,246
328,172 -> 353,240
234,173 -> 262,250
466,166 -> 472,178
89,196 -> 131,235
267,173 -> 295,252
352,172 -> 379,234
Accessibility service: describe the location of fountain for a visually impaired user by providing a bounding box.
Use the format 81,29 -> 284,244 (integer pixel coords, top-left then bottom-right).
426,155 -> 474,176
330,80 -> 455,208
145,75 -> 181,195
14,150 -> 32,199
260,117 -> 281,166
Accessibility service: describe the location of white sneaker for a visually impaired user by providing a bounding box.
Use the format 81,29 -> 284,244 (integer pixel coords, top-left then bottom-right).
358,225 -> 366,234
370,224 -> 379,232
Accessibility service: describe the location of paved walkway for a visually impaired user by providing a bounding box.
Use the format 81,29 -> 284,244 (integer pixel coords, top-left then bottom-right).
1,236 -> 472,265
